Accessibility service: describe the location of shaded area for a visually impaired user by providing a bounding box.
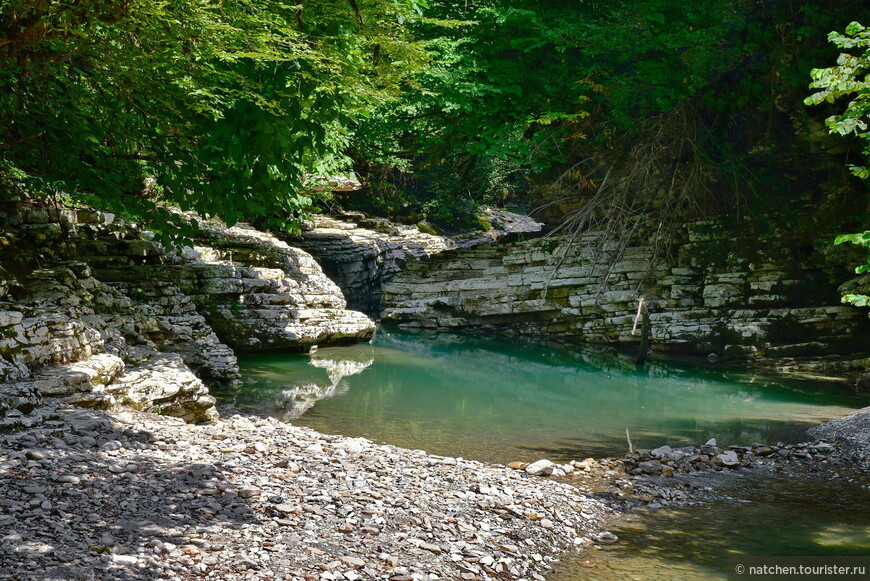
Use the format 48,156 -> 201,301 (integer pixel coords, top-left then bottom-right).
512,414 -> 842,461
552,473 -> 870,580
0,407 -> 256,580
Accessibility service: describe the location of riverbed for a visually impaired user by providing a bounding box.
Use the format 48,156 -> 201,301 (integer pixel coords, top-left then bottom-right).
552,472 -> 870,580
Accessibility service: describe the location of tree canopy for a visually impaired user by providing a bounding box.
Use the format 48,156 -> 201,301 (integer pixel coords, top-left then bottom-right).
349,0 -> 870,229
2,0 -> 870,235
0,0 -> 430,238
806,21 -> 870,315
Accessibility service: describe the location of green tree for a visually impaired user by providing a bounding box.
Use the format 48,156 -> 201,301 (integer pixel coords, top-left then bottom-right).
806,21 -> 870,315
350,0 -> 761,229
351,1 -> 595,228
0,0 -> 428,239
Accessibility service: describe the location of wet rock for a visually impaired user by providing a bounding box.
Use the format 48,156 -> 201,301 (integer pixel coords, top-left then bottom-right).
593,532 -> 619,544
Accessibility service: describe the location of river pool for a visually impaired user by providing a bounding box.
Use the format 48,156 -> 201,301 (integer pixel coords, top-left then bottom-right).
224,328 -> 865,464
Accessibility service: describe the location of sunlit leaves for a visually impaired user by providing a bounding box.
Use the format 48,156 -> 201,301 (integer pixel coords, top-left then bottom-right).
808,24 -> 870,316
806,21 -> 870,153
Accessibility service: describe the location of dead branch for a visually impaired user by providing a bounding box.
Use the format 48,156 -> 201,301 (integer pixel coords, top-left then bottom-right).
536,102 -> 738,299
0,132 -> 44,149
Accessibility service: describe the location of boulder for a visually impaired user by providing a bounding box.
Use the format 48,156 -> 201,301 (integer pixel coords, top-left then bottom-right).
716,450 -> 740,467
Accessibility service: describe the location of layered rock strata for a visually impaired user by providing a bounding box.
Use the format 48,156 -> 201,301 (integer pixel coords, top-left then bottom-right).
86,220 -> 376,352
291,209 -> 542,315
0,205 -> 375,426
382,220 -> 870,364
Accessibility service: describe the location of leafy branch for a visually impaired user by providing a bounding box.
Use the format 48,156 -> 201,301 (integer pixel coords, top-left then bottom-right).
807,22 -> 870,317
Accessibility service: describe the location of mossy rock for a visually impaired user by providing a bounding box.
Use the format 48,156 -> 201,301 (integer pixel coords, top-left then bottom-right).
416,220 -> 439,235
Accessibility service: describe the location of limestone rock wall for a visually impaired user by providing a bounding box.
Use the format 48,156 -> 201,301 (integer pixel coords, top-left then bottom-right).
80,219 -> 376,352
382,220 -> 870,362
290,210 -> 542,315
0,259 -> 220,428
0,204 -> 375,427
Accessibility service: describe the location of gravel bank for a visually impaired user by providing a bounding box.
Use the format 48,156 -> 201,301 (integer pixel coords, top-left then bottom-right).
809,405 -> 870,467
0,402 -> 609,581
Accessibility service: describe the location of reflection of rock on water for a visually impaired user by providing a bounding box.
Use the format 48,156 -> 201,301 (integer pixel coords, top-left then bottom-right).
309,357 -> 373,385
279,382 -> 345,420
277,356 -> 373,420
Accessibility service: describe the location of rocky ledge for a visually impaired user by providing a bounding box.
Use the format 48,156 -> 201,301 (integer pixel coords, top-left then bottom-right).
291,209 -> 543,315
0,401 -> 609,581
0,204 -> 377,425
381,219 -> 870,376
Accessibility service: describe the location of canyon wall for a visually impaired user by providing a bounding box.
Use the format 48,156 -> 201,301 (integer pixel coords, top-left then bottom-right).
0,205 -> 375,429
382,219 -> 870,370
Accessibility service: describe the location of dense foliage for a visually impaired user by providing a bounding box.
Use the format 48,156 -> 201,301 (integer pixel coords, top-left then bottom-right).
0,0 -> 429,238
350,0 -> 753,227
2,0 -> 870,235
351,0 -> 870,229
806,22 -> 870,315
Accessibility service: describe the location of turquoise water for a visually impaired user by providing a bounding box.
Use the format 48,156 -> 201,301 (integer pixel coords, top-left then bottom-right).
225,328 -> 867,464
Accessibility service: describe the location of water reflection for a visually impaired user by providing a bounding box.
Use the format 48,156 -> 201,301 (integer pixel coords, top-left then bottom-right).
230,348 -> 374,420
218,329 -> 870,581
553,474 -> 870,580
221,328 -> 868,463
